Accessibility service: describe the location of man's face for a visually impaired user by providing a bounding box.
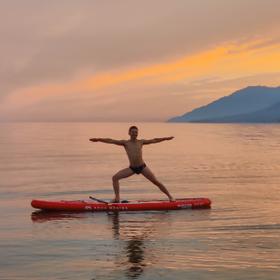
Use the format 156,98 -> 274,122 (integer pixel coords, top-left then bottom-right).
129,128 -> 138,138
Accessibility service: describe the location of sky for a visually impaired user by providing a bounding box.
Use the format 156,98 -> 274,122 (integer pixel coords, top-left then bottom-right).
0,0 -> 280,122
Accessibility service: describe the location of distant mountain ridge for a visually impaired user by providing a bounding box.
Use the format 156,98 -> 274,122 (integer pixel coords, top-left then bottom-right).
168,86 -> 280,123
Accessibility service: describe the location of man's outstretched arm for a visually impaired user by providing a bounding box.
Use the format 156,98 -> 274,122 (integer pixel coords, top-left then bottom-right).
142,137 -> 174,145
89,138 -> 125,146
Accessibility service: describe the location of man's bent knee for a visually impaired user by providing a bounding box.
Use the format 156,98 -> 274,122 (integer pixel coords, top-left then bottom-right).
112,175 -> 119,182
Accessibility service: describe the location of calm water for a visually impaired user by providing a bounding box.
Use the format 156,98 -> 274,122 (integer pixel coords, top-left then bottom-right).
1,122 -> 280,280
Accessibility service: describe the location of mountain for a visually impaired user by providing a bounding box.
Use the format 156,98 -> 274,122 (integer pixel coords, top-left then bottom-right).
168,86 -> 280,123
192,101 -> 280,123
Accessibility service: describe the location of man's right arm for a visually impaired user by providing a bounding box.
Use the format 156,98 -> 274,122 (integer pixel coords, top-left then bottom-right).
89,138 -> 125,146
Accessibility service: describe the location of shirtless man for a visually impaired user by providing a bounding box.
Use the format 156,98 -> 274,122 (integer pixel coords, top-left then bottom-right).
89,126 -> 175,202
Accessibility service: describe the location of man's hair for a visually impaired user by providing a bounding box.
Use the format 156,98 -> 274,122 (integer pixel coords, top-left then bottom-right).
129,125 -> 138,132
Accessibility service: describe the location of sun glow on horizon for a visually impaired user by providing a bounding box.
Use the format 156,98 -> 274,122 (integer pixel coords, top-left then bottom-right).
1,36 -> 280,117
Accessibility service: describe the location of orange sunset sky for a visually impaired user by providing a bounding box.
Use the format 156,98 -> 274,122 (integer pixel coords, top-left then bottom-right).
0,0 -> 280,122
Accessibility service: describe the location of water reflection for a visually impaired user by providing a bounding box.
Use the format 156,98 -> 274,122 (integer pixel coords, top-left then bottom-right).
108,211 -> 172,279
31,211 -> 87,222
108,212 -> 150,279
125,238 -> 145,279
31,210 -> 170,279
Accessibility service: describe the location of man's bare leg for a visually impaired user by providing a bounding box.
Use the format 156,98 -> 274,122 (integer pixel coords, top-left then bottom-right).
112,168 -> 134,202
141,166 -> 175,201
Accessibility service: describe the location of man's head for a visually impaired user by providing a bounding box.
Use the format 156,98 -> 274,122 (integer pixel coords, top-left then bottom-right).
128,126 -> 138,139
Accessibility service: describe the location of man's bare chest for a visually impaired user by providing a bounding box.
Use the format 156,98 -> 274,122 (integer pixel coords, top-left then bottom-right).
124,141 -> 142,154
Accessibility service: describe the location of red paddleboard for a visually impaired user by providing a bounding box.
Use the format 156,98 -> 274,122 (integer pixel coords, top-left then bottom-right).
31,198 -> 211,212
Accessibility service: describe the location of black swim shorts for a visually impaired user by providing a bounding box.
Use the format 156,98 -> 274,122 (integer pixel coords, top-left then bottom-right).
129,163 -> 146,174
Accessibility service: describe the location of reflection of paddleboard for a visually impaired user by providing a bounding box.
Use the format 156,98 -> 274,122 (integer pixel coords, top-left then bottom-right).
31,197 -> 211,212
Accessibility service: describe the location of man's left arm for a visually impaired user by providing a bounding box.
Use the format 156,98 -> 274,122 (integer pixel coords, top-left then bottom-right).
142,137 -> 174,145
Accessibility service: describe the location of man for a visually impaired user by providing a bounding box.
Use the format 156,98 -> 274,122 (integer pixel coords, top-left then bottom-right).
89,126 -> 175,202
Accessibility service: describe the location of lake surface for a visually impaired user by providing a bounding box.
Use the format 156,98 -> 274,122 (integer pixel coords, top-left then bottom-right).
1,122 -> 280,280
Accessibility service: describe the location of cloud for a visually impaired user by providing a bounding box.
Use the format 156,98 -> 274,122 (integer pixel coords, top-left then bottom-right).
3,71 -> 279,122
1,1 -> 280,94
0,0 -> 280,121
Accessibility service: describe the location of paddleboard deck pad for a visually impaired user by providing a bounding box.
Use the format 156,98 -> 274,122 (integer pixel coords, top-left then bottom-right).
31,198 -> 211,212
